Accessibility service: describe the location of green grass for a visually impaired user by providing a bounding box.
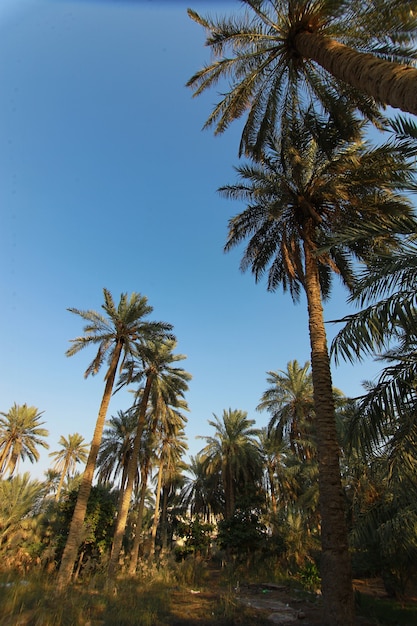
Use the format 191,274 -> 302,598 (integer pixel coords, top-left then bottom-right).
0,569 -> 270,626
355,591 -> 417,626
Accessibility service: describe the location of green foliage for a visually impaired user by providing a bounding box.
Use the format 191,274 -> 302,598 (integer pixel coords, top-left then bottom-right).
0,473 -> 46,570
217,508 -> 267,560
175,517 -> 214,560
297,561 -> 321,592
55,484 -> 117,573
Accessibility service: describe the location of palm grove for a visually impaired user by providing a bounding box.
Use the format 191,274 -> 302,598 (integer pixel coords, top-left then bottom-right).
1,2 -> 417,625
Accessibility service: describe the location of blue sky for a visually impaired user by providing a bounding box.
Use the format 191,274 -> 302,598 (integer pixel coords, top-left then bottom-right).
1,0 -> 384,480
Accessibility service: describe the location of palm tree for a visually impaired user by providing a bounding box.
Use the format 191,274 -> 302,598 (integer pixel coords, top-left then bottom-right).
0,404 -> 49,478
107,338 -> 191,579
199,409 -> 263,520
219,109 -> 417,624
332,236 -> 417,485
187,0 -> 417,156
0,472 -> 45,551
180,454 -> 224,522
149,413 -> 188,559
96,410 -> 138,492
56,288 -> 172,590
49,433 -> 89,501
258,360 -> 315,460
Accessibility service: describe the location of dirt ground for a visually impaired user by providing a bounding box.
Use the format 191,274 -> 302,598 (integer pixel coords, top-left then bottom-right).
169,574 -> 404,625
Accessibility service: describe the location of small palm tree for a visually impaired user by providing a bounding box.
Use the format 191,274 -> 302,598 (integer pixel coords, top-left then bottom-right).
49,434 -> 89,501
258,360 -> 315,460
0,472 -> 45,553
199,409 -> 263,520
57,288 -> 172,590
96,410 -> 138,492
0,404 -> 49,478
187,0 -> 417,157
180,454 -> 224,523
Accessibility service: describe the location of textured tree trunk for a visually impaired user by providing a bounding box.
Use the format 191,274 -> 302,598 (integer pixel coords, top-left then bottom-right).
107,373 -> 153,581
303,242 -> 354,626
149,460 -> 163,560
55,457 -> 70,501
128,463 -> 149,575
295,30 -> 417,116
56,340 -> 123,592
160,485 -> 169,552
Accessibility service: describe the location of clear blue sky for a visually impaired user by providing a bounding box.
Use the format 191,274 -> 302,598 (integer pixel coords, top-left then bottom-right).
1,0 -> 383,480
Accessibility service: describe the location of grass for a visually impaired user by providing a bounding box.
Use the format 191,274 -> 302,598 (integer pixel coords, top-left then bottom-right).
0,564 -> 271,626
355,592 -> 417,626
1,561 -> 417,625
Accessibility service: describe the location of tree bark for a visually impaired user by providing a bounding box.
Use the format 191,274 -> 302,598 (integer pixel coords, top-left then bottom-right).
303,241 -> 354,626
56,340 -> 123,592
55,456 -> 70,501
128,462 -> 149,575
107,373 -> 153,581
295,30 -> 417,116
149,459 -> 163,560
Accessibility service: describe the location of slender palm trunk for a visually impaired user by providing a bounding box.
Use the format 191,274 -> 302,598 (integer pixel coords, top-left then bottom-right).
107,373 -> 153,581
128,461 -> 149,574
303,241 -> 354,626
295,30 -> 417,116
160,485 -> 169,552
56,341 -> 123,591
149,460 -> 163,560
267,463 -> 278,516
55,456 -> 70,501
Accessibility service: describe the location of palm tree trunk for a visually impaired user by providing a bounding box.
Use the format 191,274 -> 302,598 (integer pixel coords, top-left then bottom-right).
107,373 -> 153,581
295,30 -> 417,116
128,462 -> 149,575
149,460 -> 163,560
303,241 -> 354,626
55,457 -> 70,501
56,340 -> 123,592
160,485 -> 169,552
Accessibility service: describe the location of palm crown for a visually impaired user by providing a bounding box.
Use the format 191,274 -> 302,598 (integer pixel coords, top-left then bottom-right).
187,0 -> 417,156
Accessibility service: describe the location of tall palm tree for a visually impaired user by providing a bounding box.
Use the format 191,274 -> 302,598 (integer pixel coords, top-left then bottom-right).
187,0 -> 417,156
0,404 -> 49,478
96,410 -> 138,492
129,400 -> 189,573
219,110 -> 417,624
180,454 -> 224,522
107,338 -> 191,580
199,409 -> 263,520
49,433 -> 89,501
56,288 -> 172,590
257,360 -> 315,460
149,413 -> 188,559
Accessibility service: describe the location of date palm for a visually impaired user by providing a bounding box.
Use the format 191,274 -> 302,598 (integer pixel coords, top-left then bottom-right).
199,409 -> 263,520
49,433 -> 89,501
220,110 -> 417,624
188,0 -> 417,157
0,472 -> 45,550
96,410 -> 138,492
258,360 -> 315,460
332,235 -> 417,480
107,338 -> 191,580
149,419 -> 188,559
180,454 -> 224,522
57,288 -> 172,590
0,404 -> 49,478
